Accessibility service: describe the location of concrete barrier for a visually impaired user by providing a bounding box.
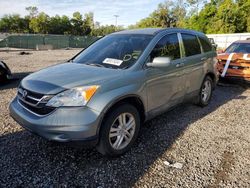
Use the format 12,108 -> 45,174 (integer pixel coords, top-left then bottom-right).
207,33 -> 250,49
36,44 -> 53,50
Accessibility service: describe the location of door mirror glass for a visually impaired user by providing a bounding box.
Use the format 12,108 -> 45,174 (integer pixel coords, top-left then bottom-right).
147,57 -> 171,68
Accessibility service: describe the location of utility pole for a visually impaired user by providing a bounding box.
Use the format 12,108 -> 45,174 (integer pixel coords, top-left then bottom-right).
114,15 -> 119,29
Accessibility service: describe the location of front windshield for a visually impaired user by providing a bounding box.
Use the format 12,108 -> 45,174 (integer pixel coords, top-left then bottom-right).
73,34 -> 153,69
225,43 -> 250,53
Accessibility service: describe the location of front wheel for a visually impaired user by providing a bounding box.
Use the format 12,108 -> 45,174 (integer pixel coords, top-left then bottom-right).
96,104 -> 140,157
196,76 -> 213,107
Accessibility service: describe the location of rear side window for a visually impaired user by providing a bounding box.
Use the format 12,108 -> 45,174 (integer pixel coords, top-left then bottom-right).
199,36 -> 212,52
182,34 -> 201,56
151,33 -> 180,61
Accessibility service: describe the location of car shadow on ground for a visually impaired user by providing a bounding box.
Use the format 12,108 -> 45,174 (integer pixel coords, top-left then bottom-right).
0,84 -> 248,187
0,72 -> 32,90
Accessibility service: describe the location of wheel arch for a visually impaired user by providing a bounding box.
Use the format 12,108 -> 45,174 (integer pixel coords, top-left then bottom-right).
96,94 -> 146,137
205,72 -> 217,89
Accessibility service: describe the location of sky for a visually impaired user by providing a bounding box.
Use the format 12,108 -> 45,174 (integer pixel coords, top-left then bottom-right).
0,0 -> 165,26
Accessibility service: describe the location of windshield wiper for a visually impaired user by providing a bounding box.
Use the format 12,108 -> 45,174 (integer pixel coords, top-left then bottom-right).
85,63 -> 105,68
120,66 -> 129,70
85,63 -> 122,70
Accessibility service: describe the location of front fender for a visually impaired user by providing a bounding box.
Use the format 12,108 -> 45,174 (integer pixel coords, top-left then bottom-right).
87,82 -> 147,114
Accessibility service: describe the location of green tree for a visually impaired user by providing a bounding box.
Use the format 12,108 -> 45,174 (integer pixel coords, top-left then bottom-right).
235,0 -> 250,32
71,11 -> 84,35
214,0 -> 238,33
187,0 -> 207,15
185,0 -> 217,33
0,14 -> 29,33
25,6 -> 38,18
61,15 -> 72,34
83,12 -> 94,35
133,0 -> 187,28
29,12 -> 50,33
91,25 -> 121,36
48,15 -> 64,34
172,0 -> 187,27
135,1 -> 177,28
185,0 -> 249,33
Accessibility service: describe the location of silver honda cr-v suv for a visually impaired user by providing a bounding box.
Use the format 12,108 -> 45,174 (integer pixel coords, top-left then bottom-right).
10,28 -> 218,156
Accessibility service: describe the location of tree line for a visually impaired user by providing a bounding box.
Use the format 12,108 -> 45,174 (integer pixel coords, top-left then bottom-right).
0,6 -> 120,36
131,0 -> 250,34
0,0 -> 249,36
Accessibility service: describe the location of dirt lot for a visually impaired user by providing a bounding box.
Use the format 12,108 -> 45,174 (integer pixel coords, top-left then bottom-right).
0,50 -> 249,187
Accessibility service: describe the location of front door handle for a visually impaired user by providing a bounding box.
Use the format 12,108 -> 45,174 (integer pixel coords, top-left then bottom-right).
176,62 -> 185,68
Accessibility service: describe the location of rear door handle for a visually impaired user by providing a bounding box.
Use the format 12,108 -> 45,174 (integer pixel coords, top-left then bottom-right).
176,62 -> 185,68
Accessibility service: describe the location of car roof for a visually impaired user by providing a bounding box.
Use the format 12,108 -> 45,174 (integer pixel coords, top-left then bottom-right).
233,40 -> 250,44
112,28 -> 205,36
113,28 -> 165,35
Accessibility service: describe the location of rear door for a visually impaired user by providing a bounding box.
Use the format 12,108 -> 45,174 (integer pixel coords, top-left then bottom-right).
146,33 -> 186,114
180,33 -> 204,96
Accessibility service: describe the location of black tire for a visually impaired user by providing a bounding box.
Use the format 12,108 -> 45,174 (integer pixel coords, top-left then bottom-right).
96,104 -> 140,157
196,76 -> 213,107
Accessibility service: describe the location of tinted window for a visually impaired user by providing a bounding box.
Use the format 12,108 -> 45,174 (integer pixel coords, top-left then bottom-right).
182,34 -> 201,56
199,37 -> 213,52
151,33 -> 180,61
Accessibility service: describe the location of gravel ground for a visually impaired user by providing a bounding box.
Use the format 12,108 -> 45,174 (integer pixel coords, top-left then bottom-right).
0,50 -> 249,187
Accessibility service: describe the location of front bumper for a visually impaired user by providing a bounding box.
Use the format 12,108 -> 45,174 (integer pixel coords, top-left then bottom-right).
9,97 -> 101,145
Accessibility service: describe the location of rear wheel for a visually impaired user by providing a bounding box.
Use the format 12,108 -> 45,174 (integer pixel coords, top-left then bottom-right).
96,104 -> 140,157
196,76 -> 213,107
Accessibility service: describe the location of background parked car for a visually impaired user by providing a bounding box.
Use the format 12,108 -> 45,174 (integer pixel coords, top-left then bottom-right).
217,40 -> 250,82
0,61 -> 11,83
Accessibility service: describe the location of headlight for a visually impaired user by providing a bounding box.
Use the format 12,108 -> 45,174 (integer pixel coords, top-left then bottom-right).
46,85 -> 99,107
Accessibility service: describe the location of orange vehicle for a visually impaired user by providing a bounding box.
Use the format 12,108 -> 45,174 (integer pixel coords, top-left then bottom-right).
217,40 -> 250,82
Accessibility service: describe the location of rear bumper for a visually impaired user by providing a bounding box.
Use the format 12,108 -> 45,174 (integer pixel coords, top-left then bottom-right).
9,97 -> 101,146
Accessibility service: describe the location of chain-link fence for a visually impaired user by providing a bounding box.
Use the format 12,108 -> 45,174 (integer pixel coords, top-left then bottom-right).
0,34 -> 99,49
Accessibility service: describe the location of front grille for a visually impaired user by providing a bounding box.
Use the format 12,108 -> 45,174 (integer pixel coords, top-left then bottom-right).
18,99 -> 55,115
17,86 -> 55,116
220,63 -> 250,70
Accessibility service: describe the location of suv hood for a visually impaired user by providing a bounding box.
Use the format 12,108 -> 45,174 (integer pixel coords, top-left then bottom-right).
21,63 -> 123,94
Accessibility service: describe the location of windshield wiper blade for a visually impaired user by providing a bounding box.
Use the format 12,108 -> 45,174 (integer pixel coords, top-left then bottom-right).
85,63 -> 121,69
121,66 -> 129,70
85,63 -> 105,68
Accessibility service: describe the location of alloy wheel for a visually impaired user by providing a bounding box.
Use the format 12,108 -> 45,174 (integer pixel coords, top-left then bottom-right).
201,80 -> 212,102
109,113 -> 136,150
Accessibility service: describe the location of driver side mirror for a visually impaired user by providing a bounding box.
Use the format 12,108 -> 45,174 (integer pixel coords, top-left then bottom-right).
146,57 -> 171,68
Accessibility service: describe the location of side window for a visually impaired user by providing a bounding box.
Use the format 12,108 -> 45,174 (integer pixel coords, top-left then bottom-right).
151,33 -> 180,61
199,36 -> 213,52
182,34 -> 201,56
